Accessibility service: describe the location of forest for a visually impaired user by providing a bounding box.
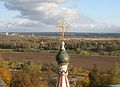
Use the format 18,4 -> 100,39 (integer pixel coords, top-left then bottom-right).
0,36 -> 120,56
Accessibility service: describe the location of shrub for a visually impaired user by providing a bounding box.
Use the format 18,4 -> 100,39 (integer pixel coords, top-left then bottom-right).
0,68 -> 11,87
107,63 -> 120,85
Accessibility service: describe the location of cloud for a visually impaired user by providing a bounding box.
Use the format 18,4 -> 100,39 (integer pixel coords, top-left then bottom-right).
0,0 -> 120,32
4,0 -> 94,24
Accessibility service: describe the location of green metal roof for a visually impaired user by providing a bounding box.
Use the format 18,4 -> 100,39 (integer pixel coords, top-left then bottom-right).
56,41 -> 69,64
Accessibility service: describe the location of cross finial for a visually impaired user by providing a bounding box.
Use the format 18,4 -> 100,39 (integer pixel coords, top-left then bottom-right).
56,17 -> 71,40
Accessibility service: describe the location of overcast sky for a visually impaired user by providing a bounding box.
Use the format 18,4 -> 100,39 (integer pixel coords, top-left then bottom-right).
0,0 -> 120,33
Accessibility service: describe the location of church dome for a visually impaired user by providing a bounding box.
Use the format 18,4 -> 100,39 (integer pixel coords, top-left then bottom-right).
56,41 -> 69,64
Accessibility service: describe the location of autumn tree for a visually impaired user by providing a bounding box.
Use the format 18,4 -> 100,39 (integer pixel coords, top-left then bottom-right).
0,68 -> 11,87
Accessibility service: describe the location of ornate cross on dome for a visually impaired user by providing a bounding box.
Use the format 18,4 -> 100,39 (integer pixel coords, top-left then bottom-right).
56,17 -> 71,40
56,17 -> 70,87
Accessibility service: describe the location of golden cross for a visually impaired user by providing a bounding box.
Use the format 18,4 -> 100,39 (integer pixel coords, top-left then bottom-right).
56,18 -> 71,40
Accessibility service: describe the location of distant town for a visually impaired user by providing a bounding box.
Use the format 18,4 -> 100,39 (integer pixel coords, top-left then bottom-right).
0,32 -> 120,39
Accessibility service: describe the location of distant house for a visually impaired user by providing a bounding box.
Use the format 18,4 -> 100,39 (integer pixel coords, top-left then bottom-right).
0,76 -> 7,87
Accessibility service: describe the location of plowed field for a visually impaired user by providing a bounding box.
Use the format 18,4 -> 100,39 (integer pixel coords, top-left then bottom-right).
1,52 -> 120,71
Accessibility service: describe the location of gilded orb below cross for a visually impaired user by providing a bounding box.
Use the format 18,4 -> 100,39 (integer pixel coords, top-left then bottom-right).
56,18 -> 71,40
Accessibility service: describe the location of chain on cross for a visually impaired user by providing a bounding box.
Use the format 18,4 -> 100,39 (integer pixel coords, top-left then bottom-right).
56,17 -> 71,40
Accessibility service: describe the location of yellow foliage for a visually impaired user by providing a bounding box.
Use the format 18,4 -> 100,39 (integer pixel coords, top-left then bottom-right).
0,68 -> 11,87
81,77 -> 90,87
